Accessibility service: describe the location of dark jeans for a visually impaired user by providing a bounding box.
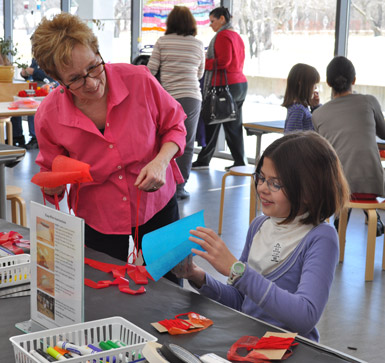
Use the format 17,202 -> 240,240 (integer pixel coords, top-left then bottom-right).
176,97 -> 201,185
85,194 -> 181,285
11,116 -> 36,138
196,82 -> 248,166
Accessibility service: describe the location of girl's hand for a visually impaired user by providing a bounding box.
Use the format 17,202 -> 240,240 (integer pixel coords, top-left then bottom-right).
134,159 -> 167,192
189,227 -> 237,277
41,185 -> 65,196
171,254 -> 206,288
310,88 -> 320,108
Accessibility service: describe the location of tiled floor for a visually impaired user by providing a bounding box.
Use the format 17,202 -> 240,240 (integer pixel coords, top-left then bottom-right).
4,146 -> 385,363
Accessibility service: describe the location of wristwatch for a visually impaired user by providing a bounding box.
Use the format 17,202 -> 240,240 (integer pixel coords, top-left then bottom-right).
227,261 -> 246,285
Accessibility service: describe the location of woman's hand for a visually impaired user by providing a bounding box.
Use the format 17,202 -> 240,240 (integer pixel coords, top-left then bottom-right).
134,142 -> 179,192
41,185 -> 65,196
189,227 -> 237,277
171,254 -> 207,288
134,158 -> 167,192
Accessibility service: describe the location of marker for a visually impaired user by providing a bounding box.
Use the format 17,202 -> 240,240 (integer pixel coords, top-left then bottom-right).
29,350 -> 52,363
112,340 -> 127,347
47,346 -> 67,361
99,341 -> 113,351
54,346 -> 73,359
106,340 -> 120,349
57,341 -> 96,356
36,348 -> 57,362
88,343 -> 116,363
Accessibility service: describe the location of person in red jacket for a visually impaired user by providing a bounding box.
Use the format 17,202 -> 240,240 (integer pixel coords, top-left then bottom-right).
192,7 -> 248,171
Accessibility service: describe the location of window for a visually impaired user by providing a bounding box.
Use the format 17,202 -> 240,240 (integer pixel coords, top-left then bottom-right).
12,0 -> 61,77
72,0 -> 131,64
232,0 -> 337,160
348,1 -> 385,109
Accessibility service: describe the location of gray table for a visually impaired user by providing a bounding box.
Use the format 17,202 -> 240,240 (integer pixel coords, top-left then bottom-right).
0,144 -> 25,219
243,121 -> 284,161
0,219 -> 364,363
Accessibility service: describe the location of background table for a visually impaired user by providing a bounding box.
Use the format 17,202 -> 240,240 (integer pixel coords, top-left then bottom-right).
0,101 -> 38,118
243,121 -> 385,160
243,121 -> 284,160
0,219 -> 364,363
0,145 -> 25,219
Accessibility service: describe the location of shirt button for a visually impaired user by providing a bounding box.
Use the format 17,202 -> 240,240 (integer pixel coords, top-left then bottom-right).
123,197 -> 127,201
119,175 -> 123,180
109,144 -> 113,149
117,165 -> 122,170
106,123 -> 110,127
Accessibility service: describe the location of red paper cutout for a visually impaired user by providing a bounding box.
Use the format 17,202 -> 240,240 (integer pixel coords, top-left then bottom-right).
227,335 -> 297,363
158,312 -> 213,335
31,155 -> 93,213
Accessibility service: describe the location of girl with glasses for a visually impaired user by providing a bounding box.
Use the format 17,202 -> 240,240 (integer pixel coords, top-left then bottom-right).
173,131 -> 349,341
31,13 -> 187,284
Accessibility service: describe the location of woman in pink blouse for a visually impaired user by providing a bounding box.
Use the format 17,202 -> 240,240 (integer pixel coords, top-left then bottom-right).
31,13 -> 186,283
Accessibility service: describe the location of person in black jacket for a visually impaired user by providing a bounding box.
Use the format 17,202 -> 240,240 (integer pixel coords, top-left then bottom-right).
11,58 -> 57,149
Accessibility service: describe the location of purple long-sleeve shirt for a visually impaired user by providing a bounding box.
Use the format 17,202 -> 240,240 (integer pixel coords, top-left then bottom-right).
284,103 -> 314,133
197,216 -> 339,341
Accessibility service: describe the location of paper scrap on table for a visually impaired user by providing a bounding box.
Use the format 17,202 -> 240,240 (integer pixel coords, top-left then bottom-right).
142,210 -> 205,281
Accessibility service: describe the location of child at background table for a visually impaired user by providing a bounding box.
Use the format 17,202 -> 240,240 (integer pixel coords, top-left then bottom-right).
173,131 -> 349,342
282,63 -> 321,133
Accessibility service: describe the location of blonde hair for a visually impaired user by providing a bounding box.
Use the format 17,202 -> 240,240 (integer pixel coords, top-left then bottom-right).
31,13 -> 99,80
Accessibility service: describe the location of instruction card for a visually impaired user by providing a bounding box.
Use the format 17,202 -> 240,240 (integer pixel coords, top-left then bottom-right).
30,201 -> 84,329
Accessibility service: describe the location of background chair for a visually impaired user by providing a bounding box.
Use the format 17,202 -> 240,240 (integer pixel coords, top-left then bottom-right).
338,198 -> 385,281
0,118 -> 13,145
6,185 -> 27,227
218,165 -> 258,235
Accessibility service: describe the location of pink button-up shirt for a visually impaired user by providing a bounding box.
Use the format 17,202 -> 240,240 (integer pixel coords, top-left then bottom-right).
35,63 -> 186,234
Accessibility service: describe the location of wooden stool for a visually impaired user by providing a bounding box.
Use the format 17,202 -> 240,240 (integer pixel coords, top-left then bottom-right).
338,198 -> 385,281
0,118 -> 13,145
6,185 -> 27,227
218,165 -> 257,235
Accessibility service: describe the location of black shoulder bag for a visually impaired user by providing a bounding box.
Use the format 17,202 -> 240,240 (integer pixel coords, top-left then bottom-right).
201,61 -> 238,125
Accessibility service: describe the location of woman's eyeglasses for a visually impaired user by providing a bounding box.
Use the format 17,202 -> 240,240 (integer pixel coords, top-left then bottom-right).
254,172 -> 283,192
63,55 -> 105,91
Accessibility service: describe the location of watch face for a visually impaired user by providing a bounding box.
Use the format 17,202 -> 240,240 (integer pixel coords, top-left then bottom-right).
233,262 -> 245,275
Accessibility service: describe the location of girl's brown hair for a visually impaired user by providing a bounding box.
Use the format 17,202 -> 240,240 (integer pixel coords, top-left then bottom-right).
31,13 -> 99,80
282,63 -> 320,108
256,131 -> 350,225
165,6 -> 197,36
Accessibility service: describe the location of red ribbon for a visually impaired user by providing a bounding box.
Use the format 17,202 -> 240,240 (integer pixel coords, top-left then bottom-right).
0,231 -> 29,255
84,257 -> 153,295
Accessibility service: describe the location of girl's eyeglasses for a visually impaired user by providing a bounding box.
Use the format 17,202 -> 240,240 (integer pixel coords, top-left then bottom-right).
253,172 -> 283,192
62,55 -> 105,90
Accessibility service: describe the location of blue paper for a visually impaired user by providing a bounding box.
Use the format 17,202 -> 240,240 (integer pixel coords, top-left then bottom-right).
142,210 -> 205,281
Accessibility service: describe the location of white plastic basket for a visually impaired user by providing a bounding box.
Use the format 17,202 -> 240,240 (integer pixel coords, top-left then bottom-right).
10,316 -> 158,363
0,254 -> 30,288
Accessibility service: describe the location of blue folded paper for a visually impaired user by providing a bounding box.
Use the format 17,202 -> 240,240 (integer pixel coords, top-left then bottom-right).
142,210 -> 205,281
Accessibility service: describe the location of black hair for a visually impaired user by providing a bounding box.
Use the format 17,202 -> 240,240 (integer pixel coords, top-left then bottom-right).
209,7 -> 231,23
326,56 -> 356,94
